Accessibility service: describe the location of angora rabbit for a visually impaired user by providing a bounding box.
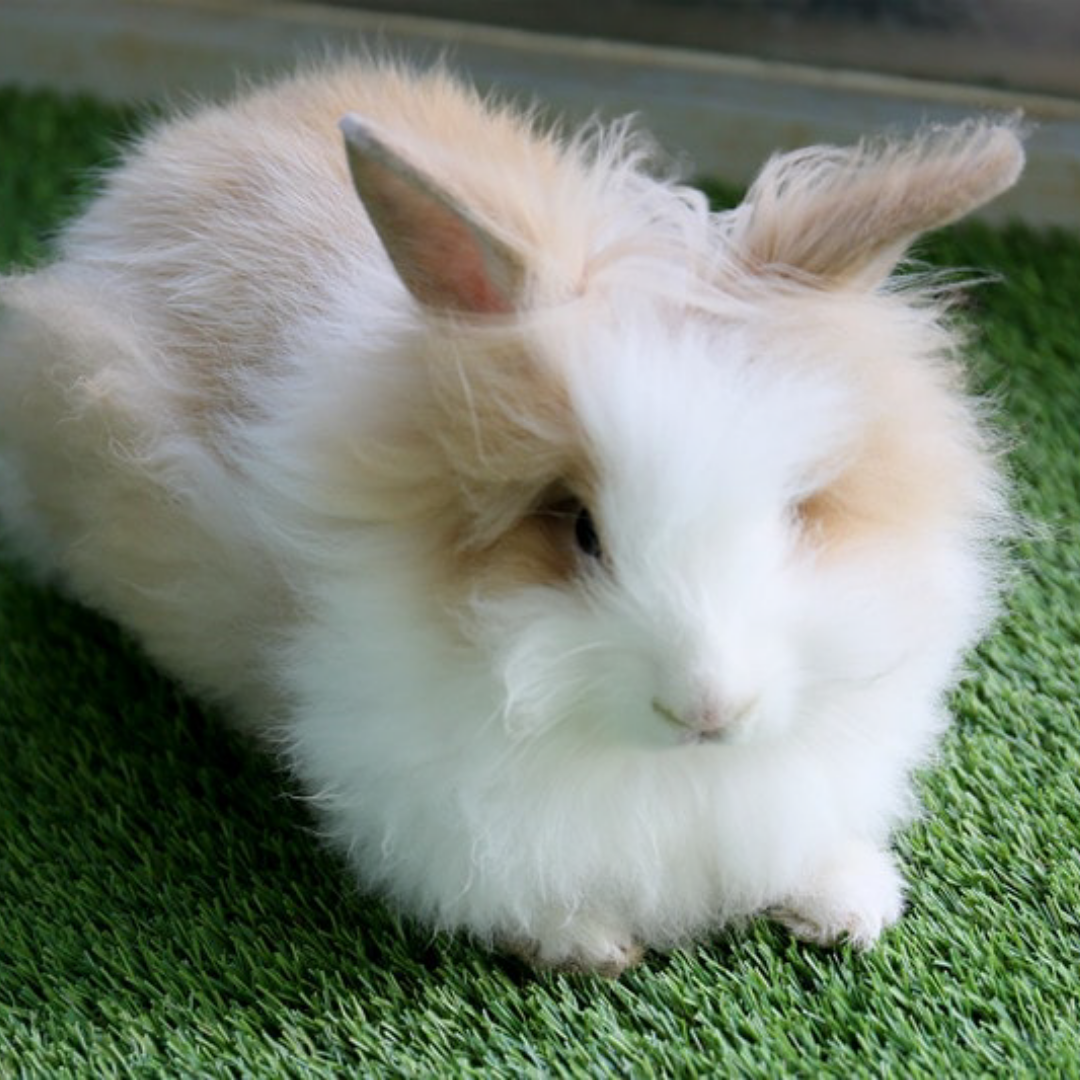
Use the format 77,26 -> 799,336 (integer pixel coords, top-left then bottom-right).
0,61 -> 1023,974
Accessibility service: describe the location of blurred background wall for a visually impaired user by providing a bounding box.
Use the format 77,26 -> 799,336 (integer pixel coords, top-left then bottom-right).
1,0 -> 1078,226
342,0 -> 1080,98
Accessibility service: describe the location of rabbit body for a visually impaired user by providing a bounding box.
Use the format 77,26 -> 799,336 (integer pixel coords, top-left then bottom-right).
0,62 -> 1022,972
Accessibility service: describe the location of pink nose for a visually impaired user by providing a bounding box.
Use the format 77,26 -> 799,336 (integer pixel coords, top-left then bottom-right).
695,694 -> 756,736
653,694 -> 757,741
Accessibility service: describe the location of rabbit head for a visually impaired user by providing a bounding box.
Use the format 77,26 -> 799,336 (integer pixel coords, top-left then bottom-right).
326,113 -> 1022,756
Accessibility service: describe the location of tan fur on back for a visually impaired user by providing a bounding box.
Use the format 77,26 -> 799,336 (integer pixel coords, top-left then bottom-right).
54,62 -> 637,431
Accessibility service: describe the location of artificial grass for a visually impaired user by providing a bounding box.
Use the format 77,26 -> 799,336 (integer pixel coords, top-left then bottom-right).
1,84 -> 1079,1078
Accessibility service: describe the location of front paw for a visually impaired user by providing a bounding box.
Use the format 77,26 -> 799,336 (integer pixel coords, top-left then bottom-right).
502,917 -> 643,977
771,842 -> 905,950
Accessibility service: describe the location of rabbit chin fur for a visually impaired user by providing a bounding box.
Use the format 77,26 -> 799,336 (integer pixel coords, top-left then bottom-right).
0,60 -> 1022,973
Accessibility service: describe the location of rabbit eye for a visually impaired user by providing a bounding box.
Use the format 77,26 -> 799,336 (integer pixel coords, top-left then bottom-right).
573,506 -> 603,560
534,486 -> 604,565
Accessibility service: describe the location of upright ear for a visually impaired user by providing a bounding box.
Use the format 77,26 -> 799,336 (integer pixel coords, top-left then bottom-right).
729,120 -> 1025,289
340,113 -> 524,314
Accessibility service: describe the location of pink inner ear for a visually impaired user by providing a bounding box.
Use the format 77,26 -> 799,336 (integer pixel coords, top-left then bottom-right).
416,214 -> 514,315
341,115 -> 521,315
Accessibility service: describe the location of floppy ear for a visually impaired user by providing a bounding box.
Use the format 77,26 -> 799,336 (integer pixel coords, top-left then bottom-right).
730,120 -> 1025,289
340,113 -> 524,314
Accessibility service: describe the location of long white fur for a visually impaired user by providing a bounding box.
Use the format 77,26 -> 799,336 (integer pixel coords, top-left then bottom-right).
0,59 -> 1022,973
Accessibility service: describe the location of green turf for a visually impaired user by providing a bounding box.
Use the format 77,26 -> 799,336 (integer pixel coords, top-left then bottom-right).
1,85 -> 1078,1078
